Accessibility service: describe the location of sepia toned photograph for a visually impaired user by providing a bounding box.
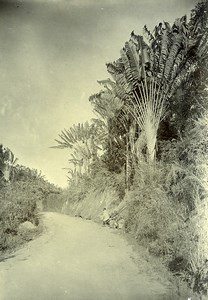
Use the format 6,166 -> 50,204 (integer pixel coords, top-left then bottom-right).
0,0 -> 208,299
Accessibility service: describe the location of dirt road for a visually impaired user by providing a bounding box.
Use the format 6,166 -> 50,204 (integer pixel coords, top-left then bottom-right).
0,212 -> 181,300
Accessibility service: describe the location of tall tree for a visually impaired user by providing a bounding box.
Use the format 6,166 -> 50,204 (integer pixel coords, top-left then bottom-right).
106,11 -> 206,161
52,122 -> 100,180
89,85 -> 126,173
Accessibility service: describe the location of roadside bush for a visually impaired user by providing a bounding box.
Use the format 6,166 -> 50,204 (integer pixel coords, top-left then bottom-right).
63,164 -> 126,220
90,164 -> 126,200
0,182 -> 39,251
154,112 -> 208,297
176,113 -> 208,297
65,163 -> 125,206
0,162 -> 64,253
125,161 -> 183,257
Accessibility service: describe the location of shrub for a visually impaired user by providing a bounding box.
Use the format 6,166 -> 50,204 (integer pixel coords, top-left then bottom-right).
176,113 -> 208,296
125,160 -> 184,257
65,163 -> 126,206
155,112 -> 208,297
0,162 -> 64,253
0,182 -> 39,251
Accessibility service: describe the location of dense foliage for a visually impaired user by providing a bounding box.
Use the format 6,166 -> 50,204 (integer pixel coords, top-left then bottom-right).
0,146 -> 64,253
54,1 -> 208,297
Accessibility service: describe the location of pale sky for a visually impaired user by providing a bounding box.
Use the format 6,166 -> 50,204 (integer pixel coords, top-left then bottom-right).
0,0 -> 197,188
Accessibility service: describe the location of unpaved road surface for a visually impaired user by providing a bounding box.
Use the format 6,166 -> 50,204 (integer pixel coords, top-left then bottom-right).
0,212 -> 179,300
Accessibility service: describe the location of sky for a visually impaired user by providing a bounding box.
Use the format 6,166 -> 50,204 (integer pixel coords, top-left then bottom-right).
0,0 -> 198,188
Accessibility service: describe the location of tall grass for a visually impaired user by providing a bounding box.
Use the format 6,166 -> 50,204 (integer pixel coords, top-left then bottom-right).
123,115 -> 208,297
179,113 -> 208,297
125,160 -> 184,257
63,164 -> 126,220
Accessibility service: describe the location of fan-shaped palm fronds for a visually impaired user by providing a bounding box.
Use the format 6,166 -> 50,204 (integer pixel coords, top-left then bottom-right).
89,83 -> 125,153
52,121 -> 96,150
89,83 -> 124,121
105,12 -> 206,161
52,121 -> 101,181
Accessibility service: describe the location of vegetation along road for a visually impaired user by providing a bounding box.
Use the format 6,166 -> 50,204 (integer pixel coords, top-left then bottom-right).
0,212 -> 190,300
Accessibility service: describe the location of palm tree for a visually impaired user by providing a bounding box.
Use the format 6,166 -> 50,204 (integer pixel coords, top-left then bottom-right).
90,80 -> 145,188
52,121 -> 100,180
89,83 -> 130,182
89,83 -> 124,148
106,13 -> 205,161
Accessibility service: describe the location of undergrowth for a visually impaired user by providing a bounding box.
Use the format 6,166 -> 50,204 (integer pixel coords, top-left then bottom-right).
0,163 -> 64,253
